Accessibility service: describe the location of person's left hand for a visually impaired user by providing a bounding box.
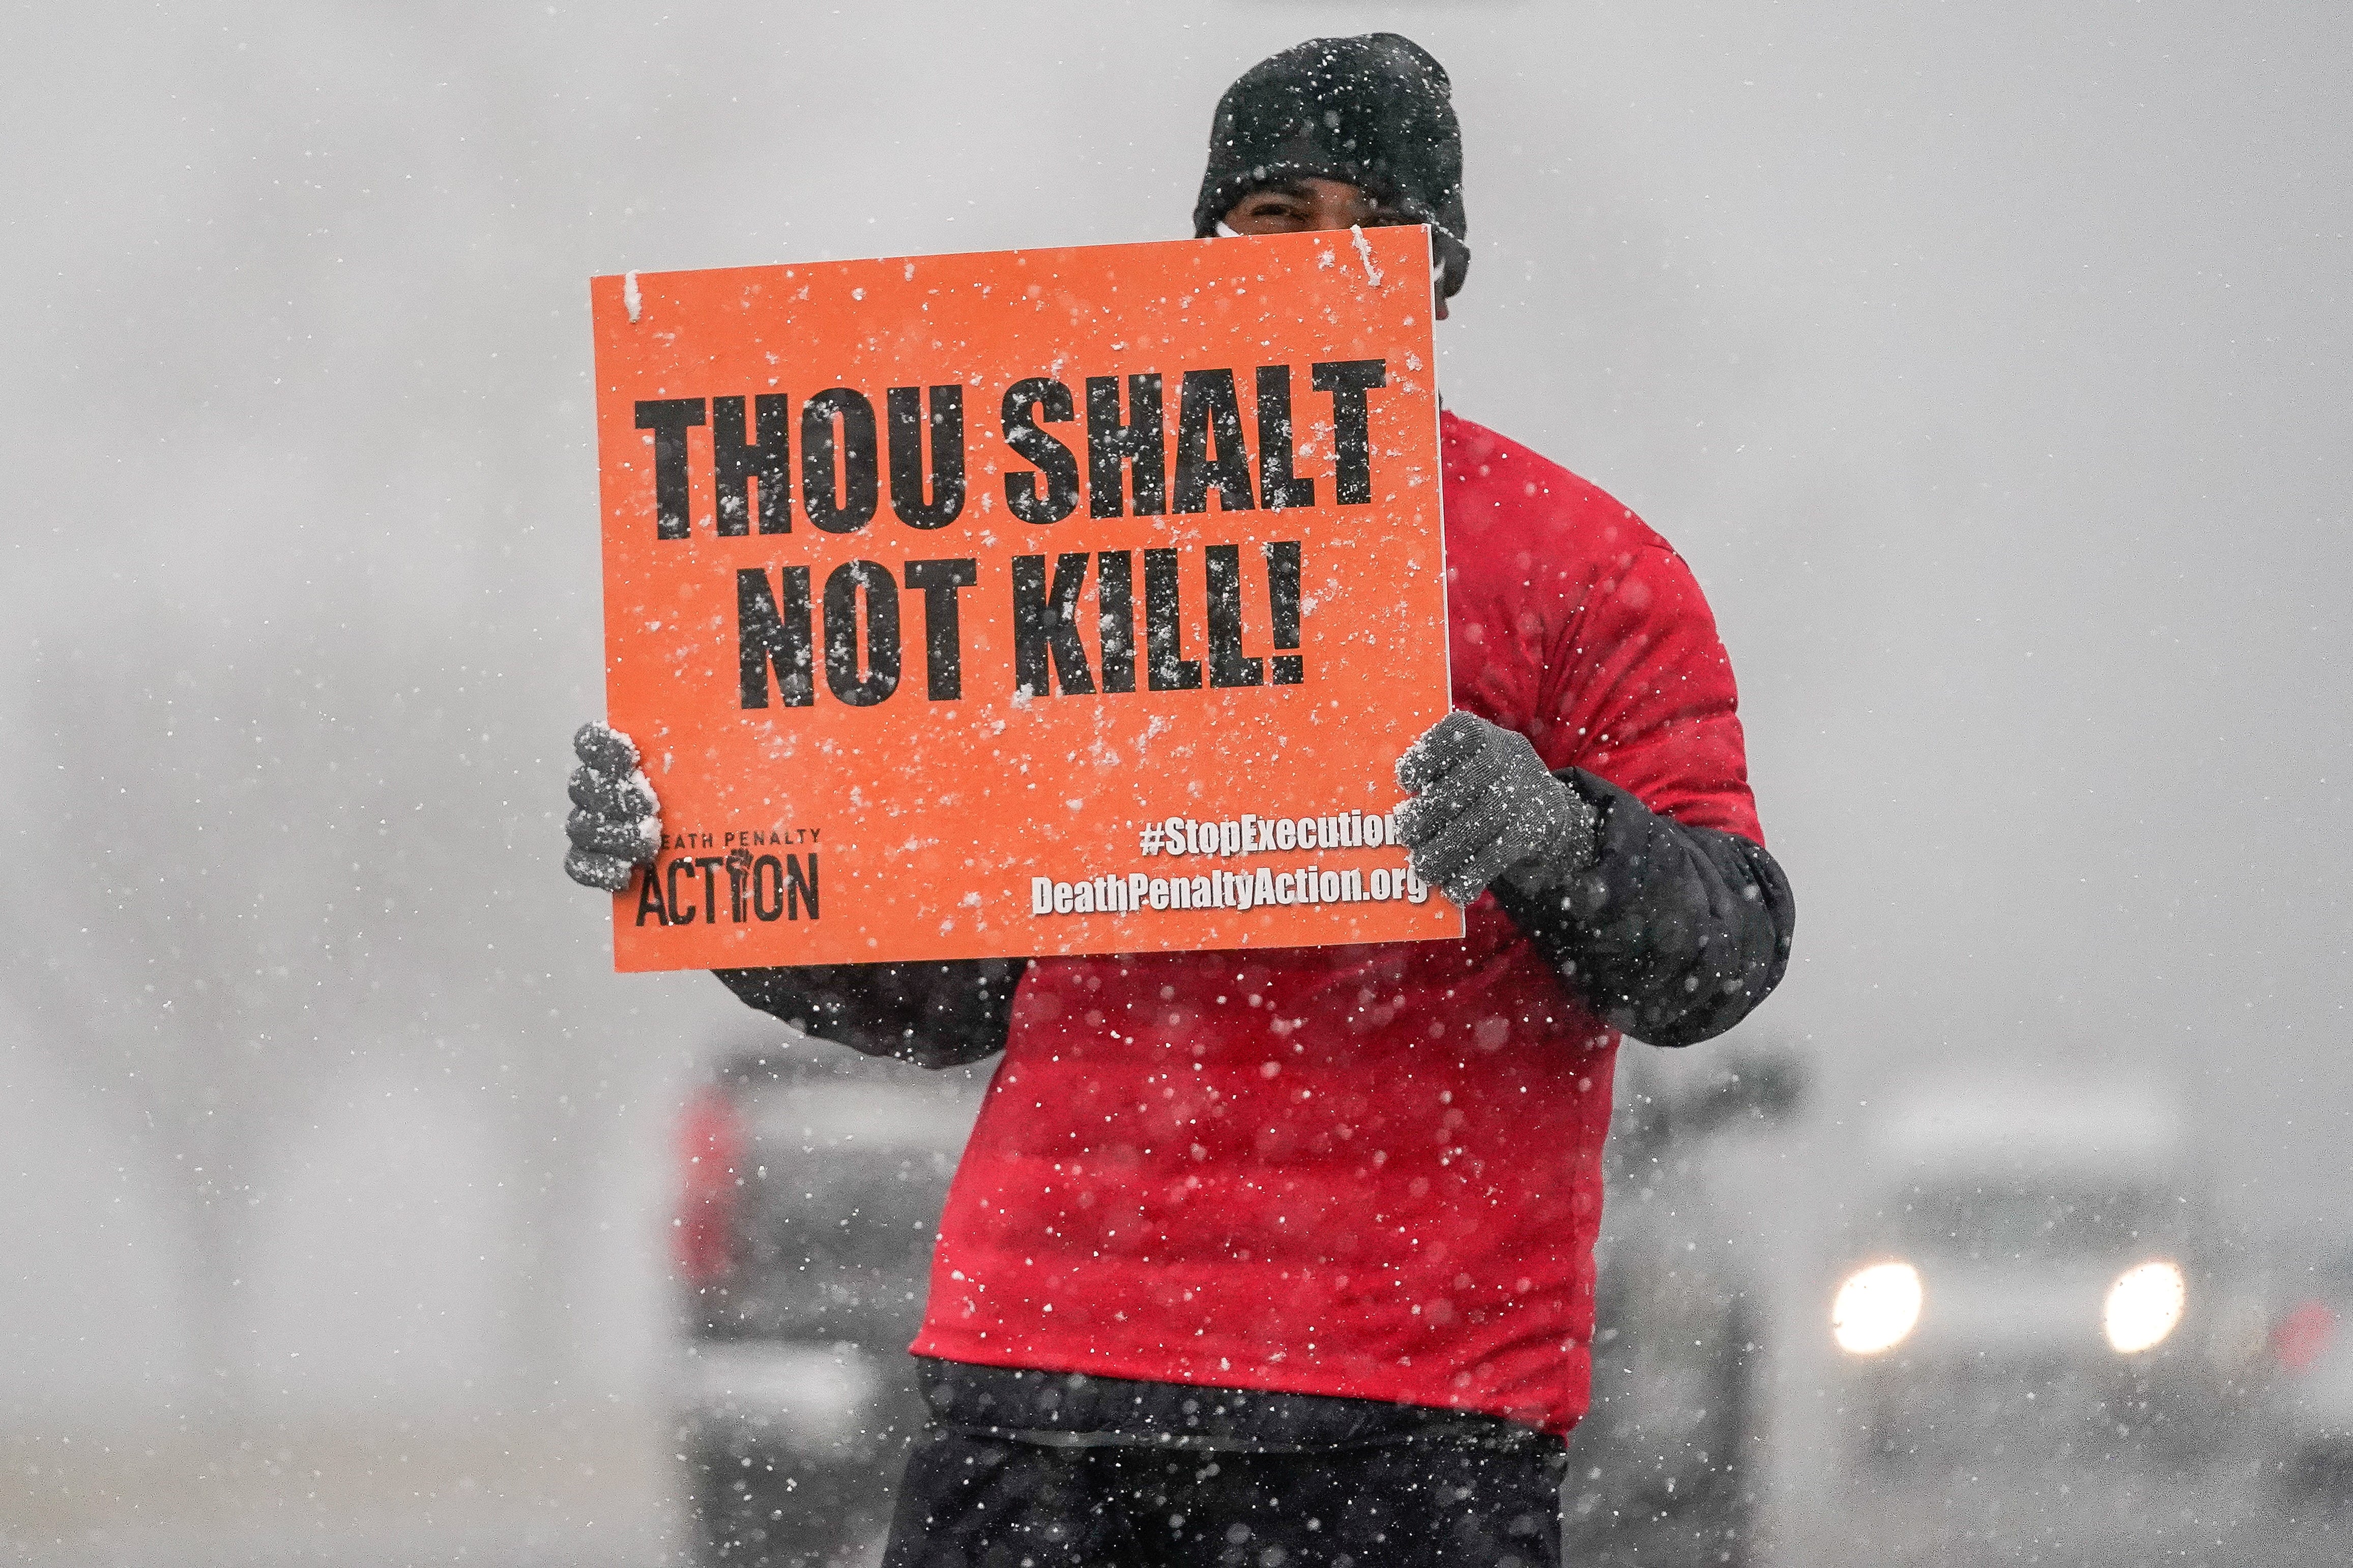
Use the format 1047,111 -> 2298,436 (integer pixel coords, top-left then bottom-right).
1393,713 -> 1599,906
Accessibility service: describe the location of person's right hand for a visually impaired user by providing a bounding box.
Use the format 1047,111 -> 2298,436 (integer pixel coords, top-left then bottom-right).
563,722 -> 661,893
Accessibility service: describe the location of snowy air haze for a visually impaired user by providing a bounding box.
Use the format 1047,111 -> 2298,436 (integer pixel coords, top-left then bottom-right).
2,2 -> 2346,1563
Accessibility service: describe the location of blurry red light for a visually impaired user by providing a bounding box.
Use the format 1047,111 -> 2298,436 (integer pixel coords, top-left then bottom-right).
675,1085 -> 744,1286
2272,1298 -> 2335,1374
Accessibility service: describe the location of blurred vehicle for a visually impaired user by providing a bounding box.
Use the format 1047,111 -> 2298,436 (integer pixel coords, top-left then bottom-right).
672,1029 -> 1802,1567
1562,1044 -> 1805,1568
2258,1255 -> 2353,1506
1828,1078 -> 2260,1470
672,1035 -> 988,1567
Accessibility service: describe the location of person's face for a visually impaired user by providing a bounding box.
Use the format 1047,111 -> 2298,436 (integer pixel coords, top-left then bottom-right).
1222,176 -> 1449,319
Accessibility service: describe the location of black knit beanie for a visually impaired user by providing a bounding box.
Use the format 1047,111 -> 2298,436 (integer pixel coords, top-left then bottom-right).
1193,33 -> 1469,299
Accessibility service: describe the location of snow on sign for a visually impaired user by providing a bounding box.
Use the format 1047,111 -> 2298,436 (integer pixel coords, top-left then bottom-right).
592,227 -> 1458,971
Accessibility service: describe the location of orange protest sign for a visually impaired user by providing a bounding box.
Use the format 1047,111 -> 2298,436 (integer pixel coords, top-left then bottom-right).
593,227 -> 1459,971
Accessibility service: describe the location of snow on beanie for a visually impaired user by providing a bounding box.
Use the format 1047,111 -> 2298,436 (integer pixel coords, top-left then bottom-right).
1193,33 -> 1470,299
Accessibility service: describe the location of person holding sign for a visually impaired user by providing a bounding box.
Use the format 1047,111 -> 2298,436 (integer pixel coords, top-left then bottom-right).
566,32 -> 1793,1568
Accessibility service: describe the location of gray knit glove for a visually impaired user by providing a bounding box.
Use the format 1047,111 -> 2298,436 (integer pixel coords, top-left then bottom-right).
1393,713 -> 1599,907
563,722 -> 662,893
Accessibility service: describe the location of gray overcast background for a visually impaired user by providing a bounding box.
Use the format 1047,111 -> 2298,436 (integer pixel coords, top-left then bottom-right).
2,0 -> 2346,1558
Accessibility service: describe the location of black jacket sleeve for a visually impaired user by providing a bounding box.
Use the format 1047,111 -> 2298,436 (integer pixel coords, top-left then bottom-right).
712,959 -> 1028,1070
1490,770 -> 1794,1049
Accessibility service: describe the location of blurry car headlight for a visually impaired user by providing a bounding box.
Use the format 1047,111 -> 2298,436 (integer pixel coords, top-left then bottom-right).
1833,1261 -> 1924,1355
2104,1259 -> 2186,1354
681,1342 -> 883,1451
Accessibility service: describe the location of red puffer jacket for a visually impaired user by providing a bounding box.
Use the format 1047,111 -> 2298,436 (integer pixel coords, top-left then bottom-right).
902,411 -> 1767,1435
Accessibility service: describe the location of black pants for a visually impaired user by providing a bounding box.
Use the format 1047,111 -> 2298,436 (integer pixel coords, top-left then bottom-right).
882,1425 -> 1567,1568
